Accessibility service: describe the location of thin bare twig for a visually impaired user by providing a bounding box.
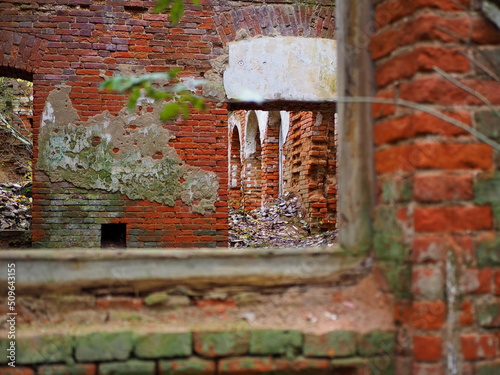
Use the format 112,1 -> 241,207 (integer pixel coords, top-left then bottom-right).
336,96 -> 500,151
0,113 -> 33,148
434,25 -> 500,81
460,51 -> 500,81
433,67 -> 500,118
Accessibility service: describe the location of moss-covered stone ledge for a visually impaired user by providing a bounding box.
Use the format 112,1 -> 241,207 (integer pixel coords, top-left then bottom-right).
0,246 -> 368,295
0,329 -> 396,375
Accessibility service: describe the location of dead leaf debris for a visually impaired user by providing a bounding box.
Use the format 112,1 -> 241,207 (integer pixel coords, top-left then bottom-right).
0,182 -> 32,230
229,194 -> 337,248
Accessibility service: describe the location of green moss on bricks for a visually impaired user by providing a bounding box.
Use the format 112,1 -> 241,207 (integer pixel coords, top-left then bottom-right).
381,178 -> 412,204
373,233 -> 409,262
358,331 -> 396,356
377,261 -> 412,299
477,236 -> 500,267
144,292 -> 170,306
75,332 -> 135,362
99,360 -> 155,375
38,364 -> 96,375
250,330 -> 302,358
17,335 -> 73,365
492,205 -> 500,231
304,331 -> 357,358
373,206 -> 410,261
194,331 -> 250,358
474,173 -> 500,205
368,356 -> 394,375
331,357 -> 368,370
159,357 -> 216,374
475,111 -> 500,143
477,302 -> 500,327
474,173 -> 500,229
0,339 -> 10,364
477,362 -> 500,375
135,332 -> 192,359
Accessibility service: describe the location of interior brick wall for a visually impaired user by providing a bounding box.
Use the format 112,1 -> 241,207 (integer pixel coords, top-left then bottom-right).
283,111 -> 337,231
228,109 -> 337,231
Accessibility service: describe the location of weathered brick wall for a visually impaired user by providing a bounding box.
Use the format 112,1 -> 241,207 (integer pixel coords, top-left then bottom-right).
0,0 -> 335,248
0,328 -> 396,374
283,110 -> 337,231
228,109 -> 337,231
370,0 -> 500,372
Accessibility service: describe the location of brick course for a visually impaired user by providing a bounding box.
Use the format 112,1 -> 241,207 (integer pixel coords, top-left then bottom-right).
0,329 -> 394,375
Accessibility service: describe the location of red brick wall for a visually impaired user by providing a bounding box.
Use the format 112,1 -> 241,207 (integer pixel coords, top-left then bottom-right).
371,0 -> 500,371
283,111 -> 337,231
228,109 -> 337,231
0,0 -> 335,248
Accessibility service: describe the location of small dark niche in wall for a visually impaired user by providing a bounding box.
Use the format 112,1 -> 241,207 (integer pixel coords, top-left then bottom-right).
101,224 -> 126,248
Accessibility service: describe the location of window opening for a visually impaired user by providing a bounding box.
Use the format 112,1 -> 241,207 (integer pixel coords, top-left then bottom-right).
228,107 -> 337,234
0,77 -> 33,184
279,111 -> 290,197
101,223 -> 127,248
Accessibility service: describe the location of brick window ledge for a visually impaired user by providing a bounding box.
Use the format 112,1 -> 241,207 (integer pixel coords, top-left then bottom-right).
0,246 -> 366,295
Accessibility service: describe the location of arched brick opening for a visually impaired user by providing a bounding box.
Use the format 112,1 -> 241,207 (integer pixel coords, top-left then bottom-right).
213,3 -> 335,43
0,30 -> 46,80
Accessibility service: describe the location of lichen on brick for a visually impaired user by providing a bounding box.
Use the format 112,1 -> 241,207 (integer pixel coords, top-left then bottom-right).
373,206 -> 410,261
380,177 -> 412,204
477,235 -> 500,267
477,301 -> 500,327
37,86 -> 219,214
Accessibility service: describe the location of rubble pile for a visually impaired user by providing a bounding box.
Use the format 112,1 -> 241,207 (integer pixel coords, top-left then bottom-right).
229,194 -> 337,248
0,182 -> 32,230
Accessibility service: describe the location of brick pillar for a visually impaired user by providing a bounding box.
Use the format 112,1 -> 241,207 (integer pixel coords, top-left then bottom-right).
261,111 -> 280,203
370,0 -> 500,372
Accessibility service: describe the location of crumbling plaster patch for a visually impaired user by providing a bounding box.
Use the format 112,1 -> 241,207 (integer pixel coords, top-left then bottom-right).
37,86 -> 219,214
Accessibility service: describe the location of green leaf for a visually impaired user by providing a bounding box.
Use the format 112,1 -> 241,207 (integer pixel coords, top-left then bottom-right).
180,102 -> 190,119
153,0 -> 173,13
127,87 -> 141,111
160,102 -> 180,120
194,97 -> 206,111
167,68 -> 182,78
170,0 -> 184,25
